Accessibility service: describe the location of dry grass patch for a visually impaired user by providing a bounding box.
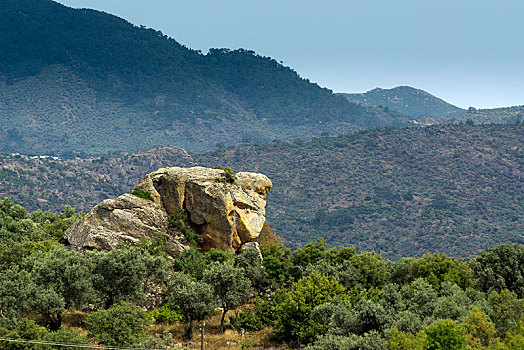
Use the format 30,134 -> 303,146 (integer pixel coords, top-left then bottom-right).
62,310 -> 87,328
151,309 -> 287,349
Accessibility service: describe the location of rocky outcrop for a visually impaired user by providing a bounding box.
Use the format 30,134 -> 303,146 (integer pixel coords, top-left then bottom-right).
136,167 -> 272,251
64,167 -> 272,254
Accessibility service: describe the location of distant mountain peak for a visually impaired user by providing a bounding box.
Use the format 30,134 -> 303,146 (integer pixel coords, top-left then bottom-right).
339,86 -> 465,118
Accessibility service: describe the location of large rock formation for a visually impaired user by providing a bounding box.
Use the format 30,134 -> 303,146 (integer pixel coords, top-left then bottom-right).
64,167 -> 272,253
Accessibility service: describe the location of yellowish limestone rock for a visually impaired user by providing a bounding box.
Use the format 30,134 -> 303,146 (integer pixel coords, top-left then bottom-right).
137,167 -> 272,251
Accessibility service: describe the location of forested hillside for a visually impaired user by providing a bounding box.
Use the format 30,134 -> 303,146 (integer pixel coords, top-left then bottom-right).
1,123 -> 522,259
0,0 -> 408,156
0,147 -> 196,211
340,86 -> 465,118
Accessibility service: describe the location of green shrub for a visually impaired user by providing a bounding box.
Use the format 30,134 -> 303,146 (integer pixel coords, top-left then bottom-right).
0,318 -> 89,348
149,304 -> 183,324
137,232 -> 170,257
253,296 -> 279,326
137,330 -> 175,350
173,246 -> 207,280
214,166 -> 237,183
272,272 -> 347,344
205,248 -> 234,264
425,319 -> 466,350
171,208 -> 203,247
230,308 -> 264,331
260,243 -> 292,285
130,187 -> 154,201
387,328 -> 426,350
42,326 -> 90,347
85,301 -> 151,347
306,331 -> 388,350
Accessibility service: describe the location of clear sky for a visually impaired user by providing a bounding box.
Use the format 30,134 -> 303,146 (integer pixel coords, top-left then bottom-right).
56,0 -> 524,109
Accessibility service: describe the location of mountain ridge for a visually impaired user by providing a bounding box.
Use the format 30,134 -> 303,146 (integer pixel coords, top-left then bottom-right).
0,0 -> 409,157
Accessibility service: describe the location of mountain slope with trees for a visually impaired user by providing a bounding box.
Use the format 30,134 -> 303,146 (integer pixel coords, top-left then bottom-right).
1,123 -> 522,259
341,86 -> 524,126
429,105 -> 524,125
0,0 -> 409,157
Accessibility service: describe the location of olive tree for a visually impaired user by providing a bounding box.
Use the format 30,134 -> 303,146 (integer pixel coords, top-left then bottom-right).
89,245 -> 169,308
165,272 -> 215,339
203,262 -> 252,333
23,246 -> 96,330
0,267 -> 35,325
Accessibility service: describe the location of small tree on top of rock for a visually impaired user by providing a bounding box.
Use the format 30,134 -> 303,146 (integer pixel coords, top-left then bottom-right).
130,187 -> 154,201
214,165 -> 237,183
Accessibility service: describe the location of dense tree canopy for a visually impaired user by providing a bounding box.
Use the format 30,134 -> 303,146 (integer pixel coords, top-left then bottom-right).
472,244 -> 524,298
0,198 -> 523,348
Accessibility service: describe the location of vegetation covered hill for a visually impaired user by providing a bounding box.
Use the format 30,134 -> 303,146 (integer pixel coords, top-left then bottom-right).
340,86 -> 524,126
1,123 -> 522,259
197,123 -> 523,259
0,147 -> 196,211
0,0 -> 409,157
340,86 -> 465,118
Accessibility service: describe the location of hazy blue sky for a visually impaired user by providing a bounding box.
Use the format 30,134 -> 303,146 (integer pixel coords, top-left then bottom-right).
57,0 -> 524,108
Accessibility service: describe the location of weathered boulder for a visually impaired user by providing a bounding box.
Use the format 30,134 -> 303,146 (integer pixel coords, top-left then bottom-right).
136,167 -> 272,251
63,166 -> 272,253
63,193 -> 188,255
